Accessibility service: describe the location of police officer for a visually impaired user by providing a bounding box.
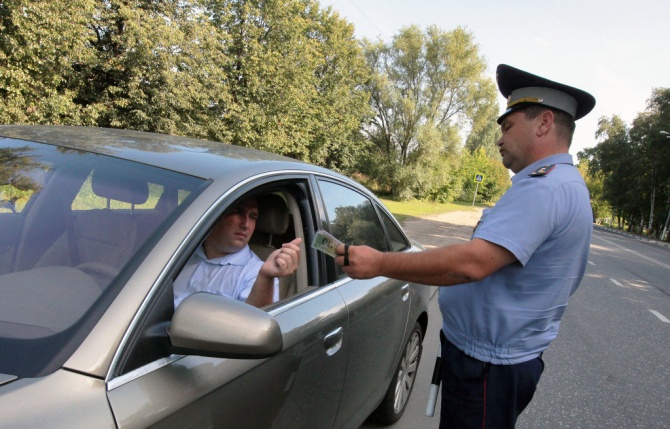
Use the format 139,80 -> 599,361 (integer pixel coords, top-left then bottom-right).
336,64 -> 596,428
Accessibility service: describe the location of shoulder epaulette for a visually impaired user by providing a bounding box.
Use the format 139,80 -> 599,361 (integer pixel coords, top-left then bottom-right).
529,164 -> 556,177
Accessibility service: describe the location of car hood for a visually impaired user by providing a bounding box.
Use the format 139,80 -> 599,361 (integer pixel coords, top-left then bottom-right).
0,369 -> 115,428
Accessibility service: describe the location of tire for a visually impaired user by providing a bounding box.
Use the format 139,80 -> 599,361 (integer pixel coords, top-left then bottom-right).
370,321 -> 423,425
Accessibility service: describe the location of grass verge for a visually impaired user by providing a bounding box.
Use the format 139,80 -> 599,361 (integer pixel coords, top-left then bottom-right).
379,198 -> 485,224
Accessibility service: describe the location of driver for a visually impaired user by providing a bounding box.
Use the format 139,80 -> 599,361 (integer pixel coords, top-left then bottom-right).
173,197 -> 302,308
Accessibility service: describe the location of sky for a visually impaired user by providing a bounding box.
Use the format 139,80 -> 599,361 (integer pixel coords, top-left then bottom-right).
319,0 -> 670,156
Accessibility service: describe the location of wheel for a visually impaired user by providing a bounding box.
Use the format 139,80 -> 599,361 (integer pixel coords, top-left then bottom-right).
370,321 -> 423,425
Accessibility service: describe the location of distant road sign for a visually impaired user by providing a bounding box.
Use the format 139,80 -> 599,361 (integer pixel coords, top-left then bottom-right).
474,174 -> 484,183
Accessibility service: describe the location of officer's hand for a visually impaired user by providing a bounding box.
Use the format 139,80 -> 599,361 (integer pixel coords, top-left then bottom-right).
335,244 -> 382,279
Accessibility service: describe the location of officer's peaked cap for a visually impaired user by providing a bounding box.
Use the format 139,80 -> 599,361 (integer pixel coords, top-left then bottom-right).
496,64 -> 595,124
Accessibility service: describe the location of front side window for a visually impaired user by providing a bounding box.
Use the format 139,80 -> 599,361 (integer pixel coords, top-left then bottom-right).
317,180 -> 388,252
116,181 -> 314,375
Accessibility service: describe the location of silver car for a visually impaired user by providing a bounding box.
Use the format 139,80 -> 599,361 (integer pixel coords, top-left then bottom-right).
0,125 -> 429,429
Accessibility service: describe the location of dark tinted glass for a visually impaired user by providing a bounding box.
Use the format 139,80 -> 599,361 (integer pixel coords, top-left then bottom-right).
378,206 -> 409,251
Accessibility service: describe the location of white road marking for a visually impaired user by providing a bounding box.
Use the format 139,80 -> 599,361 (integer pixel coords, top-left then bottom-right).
610,278 -> 623,286
587,261 -> 595,266
650,310 -> 670,323
593,234 -> 670,269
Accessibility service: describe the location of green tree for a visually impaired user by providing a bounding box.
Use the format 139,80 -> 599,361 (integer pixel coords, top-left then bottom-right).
629,88 -> 670,235
463,79 -> 500,159
1,0 -> 370,172
209,0 -> 371,169
582,89 -> 670,238
457,147 -> 509,204
0,0 -> 97,124
575,157 -> 609,223
78,0 -> 231,137
361,25 -> 496,201
582,115 -> 642,231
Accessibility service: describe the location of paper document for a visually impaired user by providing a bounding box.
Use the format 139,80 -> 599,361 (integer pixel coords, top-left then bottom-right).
311,229 -> 343,258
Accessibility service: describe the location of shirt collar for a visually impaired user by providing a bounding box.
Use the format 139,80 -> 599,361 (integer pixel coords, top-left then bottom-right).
511,153 -> 574,184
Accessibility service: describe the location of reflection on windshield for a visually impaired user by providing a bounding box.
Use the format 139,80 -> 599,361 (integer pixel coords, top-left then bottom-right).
0,138 -> 206,378
0,146 -> 46,213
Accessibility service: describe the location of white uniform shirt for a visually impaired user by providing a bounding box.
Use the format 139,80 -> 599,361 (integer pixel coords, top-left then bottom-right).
173,245 -> 279,307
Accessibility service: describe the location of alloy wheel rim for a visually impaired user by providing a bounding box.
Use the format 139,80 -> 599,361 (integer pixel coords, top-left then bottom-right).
393,331 -> 421,414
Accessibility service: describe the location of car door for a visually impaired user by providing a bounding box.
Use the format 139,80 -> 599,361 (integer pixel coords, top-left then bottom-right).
106,178 -> 350,429
314,179 -> 411,428
107,291 -> 349,429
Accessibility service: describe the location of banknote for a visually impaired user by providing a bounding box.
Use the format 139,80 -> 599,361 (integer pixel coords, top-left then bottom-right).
311,229 -> 343,258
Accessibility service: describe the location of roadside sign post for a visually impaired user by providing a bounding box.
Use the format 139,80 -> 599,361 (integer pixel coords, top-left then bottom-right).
472,174 -> 484,206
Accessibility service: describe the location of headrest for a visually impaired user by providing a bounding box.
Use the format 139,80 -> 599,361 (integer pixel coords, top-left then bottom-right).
256,194 -> 289,236
91,166 -> 149,205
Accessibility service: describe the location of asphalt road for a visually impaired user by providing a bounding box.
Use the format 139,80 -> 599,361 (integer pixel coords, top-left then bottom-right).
360,212 -> 670,429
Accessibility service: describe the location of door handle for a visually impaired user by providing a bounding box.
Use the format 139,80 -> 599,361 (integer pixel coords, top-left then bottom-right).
400,284 -> 410,302
324,327 -> 344,356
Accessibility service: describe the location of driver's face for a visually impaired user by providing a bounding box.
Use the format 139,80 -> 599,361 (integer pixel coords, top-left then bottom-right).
204,198 -> 259,259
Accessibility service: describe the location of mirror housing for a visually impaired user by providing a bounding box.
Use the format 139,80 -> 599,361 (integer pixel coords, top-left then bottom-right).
168,292 -> 282,359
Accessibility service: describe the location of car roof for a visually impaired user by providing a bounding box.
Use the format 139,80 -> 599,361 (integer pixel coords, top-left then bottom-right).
0,125 -> 325,180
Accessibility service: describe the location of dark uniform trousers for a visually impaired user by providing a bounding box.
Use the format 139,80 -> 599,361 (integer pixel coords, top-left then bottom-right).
439,332 -> 544,429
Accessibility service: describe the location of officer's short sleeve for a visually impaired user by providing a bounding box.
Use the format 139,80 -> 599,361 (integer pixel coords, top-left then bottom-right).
473,178 -> 557,266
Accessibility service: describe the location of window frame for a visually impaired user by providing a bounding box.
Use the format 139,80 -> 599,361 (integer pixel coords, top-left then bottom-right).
109,173 -> 322,380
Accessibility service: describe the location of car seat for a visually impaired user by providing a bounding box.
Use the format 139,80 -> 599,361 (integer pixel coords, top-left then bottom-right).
250,193 -> 297,299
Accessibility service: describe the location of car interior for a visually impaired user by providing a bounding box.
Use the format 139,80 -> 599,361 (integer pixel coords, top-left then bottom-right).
248,191 -> 309,300
172,188 -> 313,306
24,165 -> 157,287
114,188 -> 316,375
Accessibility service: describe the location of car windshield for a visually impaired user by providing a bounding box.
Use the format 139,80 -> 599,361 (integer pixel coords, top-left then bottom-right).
0,138 -> 206,378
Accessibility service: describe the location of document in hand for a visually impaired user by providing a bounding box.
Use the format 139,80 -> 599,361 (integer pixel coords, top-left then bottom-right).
311,229 -> 343,258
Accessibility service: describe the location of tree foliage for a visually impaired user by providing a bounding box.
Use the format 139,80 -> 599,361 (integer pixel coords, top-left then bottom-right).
576,157 -> 608,223
458,147 -> 510,204
360,25 -> 503,201
0,0 -> 97,124
0,0 -> 370,172
580,88 -> 670,238
79,1 -> 233,136
210,0 -> 372,168
1,2 -> 517,206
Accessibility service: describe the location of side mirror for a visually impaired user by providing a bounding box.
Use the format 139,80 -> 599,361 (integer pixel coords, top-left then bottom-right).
168,292 -> 282,359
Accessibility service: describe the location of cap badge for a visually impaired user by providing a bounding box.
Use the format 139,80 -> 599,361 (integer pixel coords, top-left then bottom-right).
507,97 -> 544,109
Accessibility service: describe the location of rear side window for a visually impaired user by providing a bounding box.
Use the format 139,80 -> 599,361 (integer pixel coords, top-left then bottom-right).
317,180 -> 388,252
378,206 -> 410,251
